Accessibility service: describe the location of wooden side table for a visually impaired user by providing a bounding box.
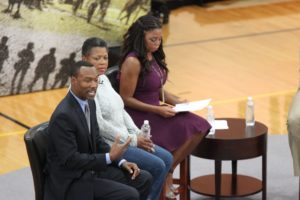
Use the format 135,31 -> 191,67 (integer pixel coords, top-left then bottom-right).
190,118 -> 268,200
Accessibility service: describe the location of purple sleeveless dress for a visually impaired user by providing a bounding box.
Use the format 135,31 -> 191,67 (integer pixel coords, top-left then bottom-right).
122,53 -> 211,152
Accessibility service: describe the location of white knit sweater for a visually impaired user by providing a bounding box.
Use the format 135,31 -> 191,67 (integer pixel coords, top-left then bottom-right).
94,75 -> 141,146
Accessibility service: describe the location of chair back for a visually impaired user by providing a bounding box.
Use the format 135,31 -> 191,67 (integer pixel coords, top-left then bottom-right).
24,122 -> 49,200
108,45 -> 121,68
105,65 -> 119,93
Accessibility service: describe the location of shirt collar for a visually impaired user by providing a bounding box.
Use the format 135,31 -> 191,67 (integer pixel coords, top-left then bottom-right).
70,89 -> 88,112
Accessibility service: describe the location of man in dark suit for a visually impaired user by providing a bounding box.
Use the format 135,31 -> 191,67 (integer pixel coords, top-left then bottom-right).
44,60 -> 152,200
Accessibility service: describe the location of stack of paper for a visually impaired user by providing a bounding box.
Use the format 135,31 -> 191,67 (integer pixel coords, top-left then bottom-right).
173,99 -> 211,112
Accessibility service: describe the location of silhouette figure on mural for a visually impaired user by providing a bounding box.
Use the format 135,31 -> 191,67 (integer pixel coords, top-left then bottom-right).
118,0 -> 149,25
63,0 -> 73,5
28,47 -> 56,92
98,0 -> 110,22
87,0 -> 110,23
11,42 -> 35,95
3,0 -> 23,18
87,1 -> 97,23
51,52 -> 76,89
24,0 -> 43,10
73,0 -> 84,15
0,36 -> 9,74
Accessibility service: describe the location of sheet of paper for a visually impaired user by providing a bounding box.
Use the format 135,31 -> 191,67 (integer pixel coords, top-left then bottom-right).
173,99 -> 211,112
213,120 -> 229,130
207,120 -> 229,136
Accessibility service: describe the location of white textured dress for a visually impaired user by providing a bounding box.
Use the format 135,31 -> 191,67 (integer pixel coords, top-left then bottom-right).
94,75 -> 141,146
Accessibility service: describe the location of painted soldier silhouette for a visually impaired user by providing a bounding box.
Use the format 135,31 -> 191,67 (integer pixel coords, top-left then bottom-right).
3,0 -> 23,18
51,52 -> 76,89
87,1 -> 97,23
73,0 -> 84,15
118,0 -> 149,25
87,0 -> 110,23
24,0 -> 43,10
0,36 -> 9,73
98,0 -> 110,22
28,47 -> 56,91
11,42 -> 34,94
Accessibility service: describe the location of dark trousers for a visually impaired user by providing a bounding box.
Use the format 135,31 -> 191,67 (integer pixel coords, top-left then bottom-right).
98,166 -> 152,200
68,166 -> 152,200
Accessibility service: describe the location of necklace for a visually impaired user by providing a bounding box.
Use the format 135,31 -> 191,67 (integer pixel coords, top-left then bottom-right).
152,63 -> 165,103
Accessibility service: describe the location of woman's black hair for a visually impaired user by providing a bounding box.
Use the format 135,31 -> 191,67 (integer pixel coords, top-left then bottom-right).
120,14 -> 168,77
81,37 -> 108,56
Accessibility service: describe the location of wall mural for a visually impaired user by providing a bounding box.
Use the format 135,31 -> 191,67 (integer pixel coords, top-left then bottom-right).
0,0 -> 150,96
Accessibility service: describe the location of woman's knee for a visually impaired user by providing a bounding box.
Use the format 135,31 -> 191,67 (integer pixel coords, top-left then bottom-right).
163,151 -> 173,171
154,146 -> 173,171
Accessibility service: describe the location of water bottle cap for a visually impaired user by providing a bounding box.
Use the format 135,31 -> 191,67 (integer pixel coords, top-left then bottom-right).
144,120 -> 149,125
247,96 -> 253,101
207,105 -> 213,110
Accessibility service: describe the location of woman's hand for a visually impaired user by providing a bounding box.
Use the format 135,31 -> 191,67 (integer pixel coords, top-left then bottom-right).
137,135 -> 154,152
156,104 -> 176,118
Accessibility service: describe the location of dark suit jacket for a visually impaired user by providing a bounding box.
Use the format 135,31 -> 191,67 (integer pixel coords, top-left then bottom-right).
44,92 -> 121,200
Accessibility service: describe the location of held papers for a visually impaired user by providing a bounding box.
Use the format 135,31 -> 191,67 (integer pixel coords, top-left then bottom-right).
173,99 -> 211,113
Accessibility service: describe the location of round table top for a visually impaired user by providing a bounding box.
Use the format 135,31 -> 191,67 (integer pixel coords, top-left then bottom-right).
192,118 -> 268,160
206,118 -> 268,140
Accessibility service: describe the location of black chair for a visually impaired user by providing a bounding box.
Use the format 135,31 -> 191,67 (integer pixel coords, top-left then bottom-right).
108,45 -> 121,68
105,65 -> 119,93
24,122 -> 49,200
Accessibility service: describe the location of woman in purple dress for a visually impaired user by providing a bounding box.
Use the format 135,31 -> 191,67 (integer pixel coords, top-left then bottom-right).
119,15 -> 211,199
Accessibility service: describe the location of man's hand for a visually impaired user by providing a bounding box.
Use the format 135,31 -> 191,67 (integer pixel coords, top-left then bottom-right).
137,135 -> 154,152
122,161 -> 140,180
109,135 -> 131,161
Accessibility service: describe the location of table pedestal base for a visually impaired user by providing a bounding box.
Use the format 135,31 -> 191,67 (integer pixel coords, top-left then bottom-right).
190,174 -> 262,197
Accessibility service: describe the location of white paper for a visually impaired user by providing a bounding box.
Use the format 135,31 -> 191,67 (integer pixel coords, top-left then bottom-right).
212,120 -> 229,130
173,99 -> 211,113
207,120 -> 228,136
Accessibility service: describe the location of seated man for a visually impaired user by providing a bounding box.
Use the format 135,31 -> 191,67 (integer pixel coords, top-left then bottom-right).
44,60 -> 152,200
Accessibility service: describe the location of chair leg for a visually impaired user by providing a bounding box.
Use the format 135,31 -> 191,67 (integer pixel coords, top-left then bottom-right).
170,156 -> 191,200
175,156 -> 190,200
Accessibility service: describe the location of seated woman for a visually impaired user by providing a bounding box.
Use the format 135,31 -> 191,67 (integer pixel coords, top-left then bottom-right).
81,37 -> 173,200
118,15 -> 212,198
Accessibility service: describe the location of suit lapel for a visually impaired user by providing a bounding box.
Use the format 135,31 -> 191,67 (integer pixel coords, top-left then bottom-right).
68,93 -> 93,150
88,100 -> 97,153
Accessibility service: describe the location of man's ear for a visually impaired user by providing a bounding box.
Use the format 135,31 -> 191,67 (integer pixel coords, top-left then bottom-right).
71,76 -> 76,84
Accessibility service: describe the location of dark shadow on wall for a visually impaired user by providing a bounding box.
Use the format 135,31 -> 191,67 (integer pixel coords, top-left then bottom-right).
0,36 -> 9,74
51,52 -> 76,89
10,42 -> 35,95
28,47 -> 56,92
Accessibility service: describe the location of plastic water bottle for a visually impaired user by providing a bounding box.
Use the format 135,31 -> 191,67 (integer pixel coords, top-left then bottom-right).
207,105 -> 215,134
245,96 -> 255,126
141,120 -> 151,138
141,120 -> 155,152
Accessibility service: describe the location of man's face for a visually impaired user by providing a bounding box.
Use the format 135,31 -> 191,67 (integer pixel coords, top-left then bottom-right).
71,66 -> 98,100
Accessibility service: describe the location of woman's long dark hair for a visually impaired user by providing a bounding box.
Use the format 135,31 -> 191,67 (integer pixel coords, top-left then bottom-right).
120,14 -> 169,77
